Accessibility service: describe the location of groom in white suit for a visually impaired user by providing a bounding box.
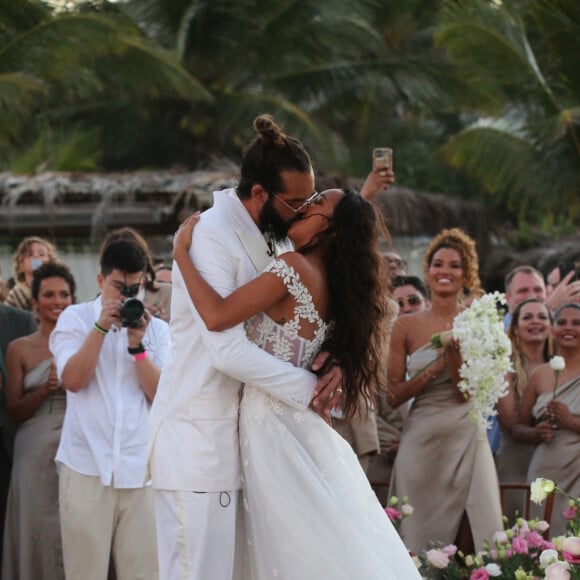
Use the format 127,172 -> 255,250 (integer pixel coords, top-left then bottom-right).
148,115 -> 342,580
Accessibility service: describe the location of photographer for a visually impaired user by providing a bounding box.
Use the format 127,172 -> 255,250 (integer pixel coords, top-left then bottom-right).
49,239 -> 170,580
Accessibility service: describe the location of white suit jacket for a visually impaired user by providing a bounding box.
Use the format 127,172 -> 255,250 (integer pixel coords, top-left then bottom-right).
148,189 -> 317,492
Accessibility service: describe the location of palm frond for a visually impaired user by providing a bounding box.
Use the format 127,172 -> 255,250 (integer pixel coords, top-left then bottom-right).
436,0 -> 555,110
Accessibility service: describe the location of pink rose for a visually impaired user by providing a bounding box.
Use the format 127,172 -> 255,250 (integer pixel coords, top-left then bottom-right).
562,536 -> 580,556
512,536 -> 528,554
527,531 -> 544,548
441,544 -> 457,557
469,567 -> 490,580
384,507 -> 401,522
545,562 -> 571,580
426,549 -> 450,569
563,506 -> 578,521
562,551 -> 580,565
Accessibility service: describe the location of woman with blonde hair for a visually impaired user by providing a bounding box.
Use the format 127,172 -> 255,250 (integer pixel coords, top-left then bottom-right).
388,228 -> 502,555
496,298 -> 552,522
6,237 -> 58,311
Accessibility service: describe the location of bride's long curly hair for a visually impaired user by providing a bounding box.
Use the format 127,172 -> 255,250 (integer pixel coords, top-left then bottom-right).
313,188 -> 392,419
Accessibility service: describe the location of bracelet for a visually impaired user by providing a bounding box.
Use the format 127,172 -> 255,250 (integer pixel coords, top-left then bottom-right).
133,351 -> 148,362
127,343 -> 146,355
94,322 -> 109,335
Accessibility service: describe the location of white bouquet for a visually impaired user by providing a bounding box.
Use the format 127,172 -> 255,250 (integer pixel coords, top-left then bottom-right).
451,292 -> 513,426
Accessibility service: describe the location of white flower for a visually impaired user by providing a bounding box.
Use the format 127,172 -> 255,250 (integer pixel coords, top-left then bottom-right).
540,549 -> 560,568
493,530 -> 509,544
485,562 -> 502,577
425,549 -> 450,569
401,503 -> 414,516
550,356 -> 566,372
545,562 -> 571,580
562,536 -> 580,556
535,520 -> 550,533
530,478 -> 556,504
451,292 -> 513,425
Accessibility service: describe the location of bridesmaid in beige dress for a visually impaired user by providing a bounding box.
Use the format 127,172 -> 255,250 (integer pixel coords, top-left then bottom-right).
514,302 -> 580,535
388,228 -> 502,556
2,263 -> 75,580
496,298 -> 552,523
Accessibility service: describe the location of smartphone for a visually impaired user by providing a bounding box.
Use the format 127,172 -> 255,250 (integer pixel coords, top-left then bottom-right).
559,263 -> 579,282
372,147 -> 393,171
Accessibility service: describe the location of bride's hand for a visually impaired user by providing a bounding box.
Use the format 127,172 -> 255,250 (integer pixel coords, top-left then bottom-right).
173,212 -> 201,259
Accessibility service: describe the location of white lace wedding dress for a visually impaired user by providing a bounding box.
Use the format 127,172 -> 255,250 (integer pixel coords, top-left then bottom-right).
240,259 -> 420,580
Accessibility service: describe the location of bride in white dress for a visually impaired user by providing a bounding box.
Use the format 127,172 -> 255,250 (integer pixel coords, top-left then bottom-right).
173,188 -> 420,579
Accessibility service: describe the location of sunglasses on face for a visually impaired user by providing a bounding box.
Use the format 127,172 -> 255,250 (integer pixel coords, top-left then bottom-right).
397,295 -> 423,308
387,257 -> 407,269
273,190 -> 322,215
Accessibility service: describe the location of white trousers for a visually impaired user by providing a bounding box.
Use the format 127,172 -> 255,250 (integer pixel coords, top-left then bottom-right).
154,489 -> 245,580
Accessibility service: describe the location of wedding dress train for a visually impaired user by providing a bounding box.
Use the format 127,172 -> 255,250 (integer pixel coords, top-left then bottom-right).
240,259 -> 420,580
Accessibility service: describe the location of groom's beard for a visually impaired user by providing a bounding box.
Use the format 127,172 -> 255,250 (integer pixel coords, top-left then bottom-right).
258,197 -> 296,242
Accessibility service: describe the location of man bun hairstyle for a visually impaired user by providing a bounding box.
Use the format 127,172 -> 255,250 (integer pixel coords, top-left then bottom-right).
237,114 -> 312,199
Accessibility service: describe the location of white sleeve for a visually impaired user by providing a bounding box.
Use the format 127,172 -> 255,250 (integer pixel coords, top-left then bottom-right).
183,222 -> 317,410
49,306 -> 89,380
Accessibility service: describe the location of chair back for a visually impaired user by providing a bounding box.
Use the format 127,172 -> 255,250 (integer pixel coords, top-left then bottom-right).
499,483 -> 554,538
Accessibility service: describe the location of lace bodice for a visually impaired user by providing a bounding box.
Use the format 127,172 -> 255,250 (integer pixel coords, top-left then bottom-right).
244,259 -> 329,369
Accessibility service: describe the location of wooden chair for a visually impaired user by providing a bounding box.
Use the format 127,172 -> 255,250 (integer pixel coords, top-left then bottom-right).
499,483 -> 555,538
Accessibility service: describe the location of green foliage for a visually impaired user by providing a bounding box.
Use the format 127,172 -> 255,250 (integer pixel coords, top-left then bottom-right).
436,0 -> 580,228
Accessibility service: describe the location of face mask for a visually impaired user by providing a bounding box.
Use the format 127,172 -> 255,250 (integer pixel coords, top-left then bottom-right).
30,258 -> 43,270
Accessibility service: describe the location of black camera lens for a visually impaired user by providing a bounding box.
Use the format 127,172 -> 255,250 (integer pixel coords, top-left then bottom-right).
120,298 -> 145,328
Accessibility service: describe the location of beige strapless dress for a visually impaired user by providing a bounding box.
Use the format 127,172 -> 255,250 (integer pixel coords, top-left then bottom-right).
390,343 -> 503,554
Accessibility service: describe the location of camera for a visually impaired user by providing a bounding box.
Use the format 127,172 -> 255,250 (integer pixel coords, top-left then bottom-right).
120,298 -> 145,328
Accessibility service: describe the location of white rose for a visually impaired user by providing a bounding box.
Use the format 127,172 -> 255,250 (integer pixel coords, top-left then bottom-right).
545,562 -> 571,580
426,549 -> 450,569
401,503 -> 414,516
485,563 -> 502,577
540,549 -> 560,568
550,356 -> 566,372
530,478 -> 556,504
535,520 -> 550,533
493,531 -> 509,544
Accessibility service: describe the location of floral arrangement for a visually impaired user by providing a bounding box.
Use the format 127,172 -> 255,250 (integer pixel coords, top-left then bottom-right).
415,478 -> 580,579
532,478 -> 580,537
417,517 -> 580,579
384,495 -> 413,536
432,291 -> 513,426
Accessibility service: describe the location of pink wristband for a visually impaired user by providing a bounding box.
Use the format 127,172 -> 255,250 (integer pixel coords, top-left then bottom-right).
133,351 -> 148,362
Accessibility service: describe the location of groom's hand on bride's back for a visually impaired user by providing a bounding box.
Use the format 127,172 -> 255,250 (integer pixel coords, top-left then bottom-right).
310,352 -> 344,418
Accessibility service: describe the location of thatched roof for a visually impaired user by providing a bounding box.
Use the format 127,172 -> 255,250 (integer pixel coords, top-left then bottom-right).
0,170 -> 496,254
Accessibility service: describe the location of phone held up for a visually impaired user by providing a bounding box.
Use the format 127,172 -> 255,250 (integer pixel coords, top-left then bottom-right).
559,262 -> 579,283
372,147 -> 393,172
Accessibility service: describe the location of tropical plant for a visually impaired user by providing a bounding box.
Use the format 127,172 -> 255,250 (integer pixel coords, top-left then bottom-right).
0,0 -> 210,172
435,0 -> 580,228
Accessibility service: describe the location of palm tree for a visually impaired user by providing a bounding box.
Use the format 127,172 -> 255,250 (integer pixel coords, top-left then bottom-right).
435,0 -> 580,228
119,0 -> 457,178
0,0 -> 210,171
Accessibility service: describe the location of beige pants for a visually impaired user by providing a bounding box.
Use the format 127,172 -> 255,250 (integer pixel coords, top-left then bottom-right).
59,464 -> 158,580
